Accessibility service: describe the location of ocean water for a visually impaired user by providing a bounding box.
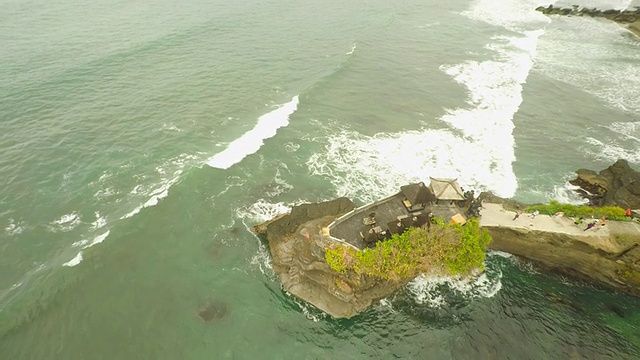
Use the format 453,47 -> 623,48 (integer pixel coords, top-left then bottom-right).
1,0 -> 639,358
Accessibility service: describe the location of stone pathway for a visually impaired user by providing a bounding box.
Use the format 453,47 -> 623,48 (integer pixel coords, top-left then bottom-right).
478,203 -> 640,253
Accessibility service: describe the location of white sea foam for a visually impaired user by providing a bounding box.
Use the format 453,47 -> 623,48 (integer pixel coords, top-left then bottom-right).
487,250 -> 515,260
120,167 -> 185,220
71,230 -> 110,249
377,298 -> 397,313
308,2 -> 549,201
607,121 -> 640,143
93,187 -> 118,200
236,199 -> 293,223
250,240 -> 276,280
288,294 -> 326,322
551,182 -> 589,205
534,13 -> 640,113
347,43 -> 357,55
206,96 -> 300,169
584,137 -> 640,163
50,212 -> 81,232
161,123 -> 182,132
262,167 -> 294,198
463,0 -> 551,31
406,270 -> 503,307
53,213 -> 79,225
98,171 -> 112,182
63,252 -> 83,267
5,218 -> 26,236
283,142 -> 300,153
91,212 -> 107,229
85,230 -> 110,248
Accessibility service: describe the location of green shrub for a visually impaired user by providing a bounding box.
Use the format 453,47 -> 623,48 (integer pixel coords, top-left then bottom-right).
524,201 -> 628,221
324,218 -> 492,280
443,218 -> 492,275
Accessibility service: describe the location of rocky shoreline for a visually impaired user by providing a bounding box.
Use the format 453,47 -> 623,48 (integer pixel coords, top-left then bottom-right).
535,5 -> 640,37
253,161 -> 640,318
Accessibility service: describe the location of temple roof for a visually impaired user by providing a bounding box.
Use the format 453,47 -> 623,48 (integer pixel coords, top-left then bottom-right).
429,177 -> 465,201
400,182 -> 436,205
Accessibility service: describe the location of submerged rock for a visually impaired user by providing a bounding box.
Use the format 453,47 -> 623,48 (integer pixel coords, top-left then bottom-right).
197,299 -> 228,322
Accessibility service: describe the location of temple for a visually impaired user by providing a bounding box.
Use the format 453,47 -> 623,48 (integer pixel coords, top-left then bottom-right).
325,179 -> 479,250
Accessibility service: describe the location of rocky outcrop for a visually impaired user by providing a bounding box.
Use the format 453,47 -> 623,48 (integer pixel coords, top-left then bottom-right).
535,5 -> 640,23
485,223 -> 640,297
570,159 -> 640,208
254,163 -> 640,318
535,5 -> 640,37
253,198 -> 412,318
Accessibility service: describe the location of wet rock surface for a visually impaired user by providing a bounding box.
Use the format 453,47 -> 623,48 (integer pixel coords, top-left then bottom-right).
570,159 -> 640,208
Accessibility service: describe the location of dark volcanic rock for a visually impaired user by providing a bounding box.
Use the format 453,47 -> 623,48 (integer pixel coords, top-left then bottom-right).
570,159 -> 640,208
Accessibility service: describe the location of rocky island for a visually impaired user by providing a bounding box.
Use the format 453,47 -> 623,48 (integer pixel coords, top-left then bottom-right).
253,161 -> 640,318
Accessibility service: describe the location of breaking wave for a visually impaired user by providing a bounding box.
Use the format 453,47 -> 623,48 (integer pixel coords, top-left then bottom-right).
534,8 -> 640,114
307,0 -> 550,202
206,96 -> 299,169
235,199 -> 293,224
406,268 -> 503,308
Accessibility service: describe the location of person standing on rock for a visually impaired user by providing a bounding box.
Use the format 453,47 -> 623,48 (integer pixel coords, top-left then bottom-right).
626,208 -> 632,218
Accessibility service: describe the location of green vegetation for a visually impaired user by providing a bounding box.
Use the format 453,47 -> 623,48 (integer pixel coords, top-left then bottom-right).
524,200 -> 628,221
324,218 -> 492,281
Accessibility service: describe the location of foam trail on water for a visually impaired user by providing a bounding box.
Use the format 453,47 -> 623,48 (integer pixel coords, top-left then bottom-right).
347,43 -> 357,55
207,96 -> 299,169
120,179 -> 177,219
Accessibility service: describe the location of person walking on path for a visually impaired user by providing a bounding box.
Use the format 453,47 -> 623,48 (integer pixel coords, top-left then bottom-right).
513,210 -> 523,220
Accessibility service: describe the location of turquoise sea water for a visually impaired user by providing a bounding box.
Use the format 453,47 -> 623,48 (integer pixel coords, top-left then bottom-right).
1,0 -> 640,358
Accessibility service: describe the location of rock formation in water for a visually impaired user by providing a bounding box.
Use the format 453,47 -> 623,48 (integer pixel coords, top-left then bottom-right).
253,161 -> 640,318
197,298 -> 229,322
570,159 -> 640,209
253,197 -> 414,318
483,217 -> 640,298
